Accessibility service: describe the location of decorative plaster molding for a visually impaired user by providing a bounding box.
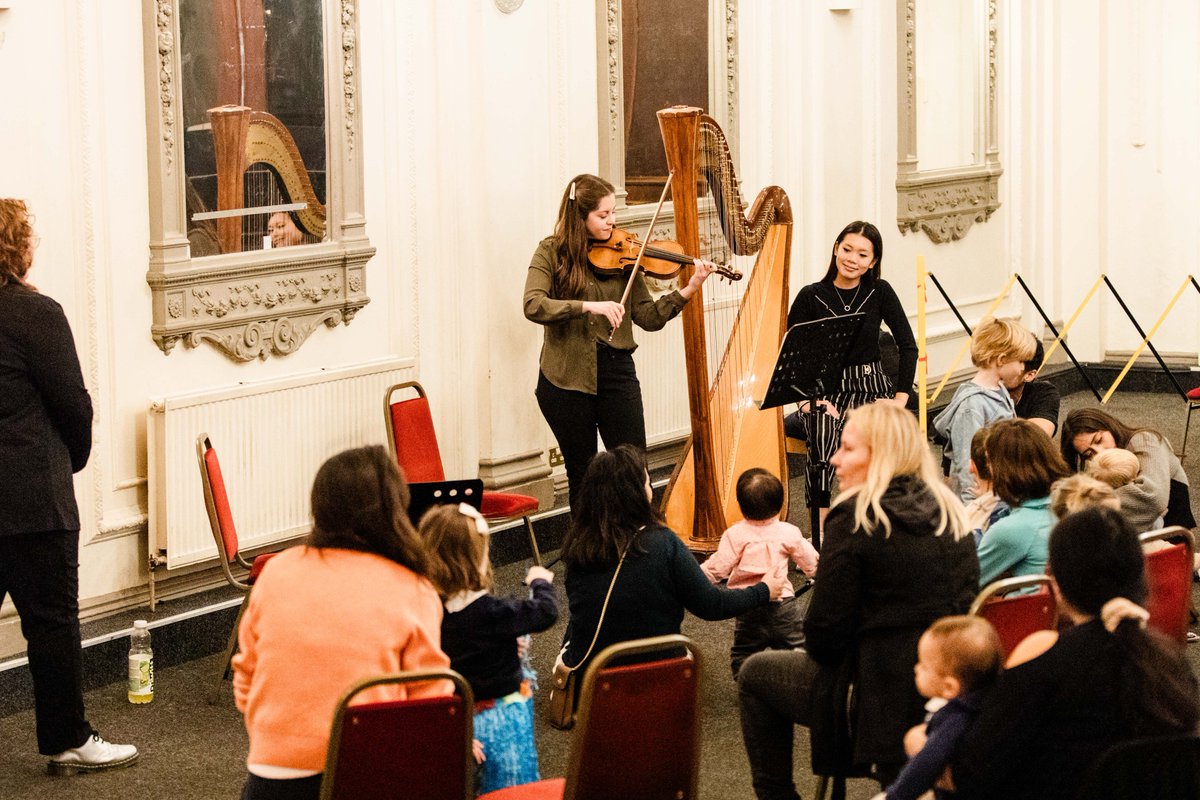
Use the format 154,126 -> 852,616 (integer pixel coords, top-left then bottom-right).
154,0 -> 177,173
896,0 -> 1001,243
896,168 -> 1001,243
341,0 -> 357,152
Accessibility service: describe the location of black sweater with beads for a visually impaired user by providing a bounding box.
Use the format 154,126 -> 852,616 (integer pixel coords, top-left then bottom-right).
787,277 -> 918,393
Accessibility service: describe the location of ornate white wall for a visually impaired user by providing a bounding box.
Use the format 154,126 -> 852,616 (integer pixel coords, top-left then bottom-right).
1,0 -> 1199,653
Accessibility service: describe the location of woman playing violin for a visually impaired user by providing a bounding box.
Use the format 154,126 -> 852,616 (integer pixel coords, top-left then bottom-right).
523,173 -> 715,509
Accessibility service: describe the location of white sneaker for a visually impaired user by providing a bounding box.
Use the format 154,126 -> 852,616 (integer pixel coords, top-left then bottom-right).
48,733 -> 139,776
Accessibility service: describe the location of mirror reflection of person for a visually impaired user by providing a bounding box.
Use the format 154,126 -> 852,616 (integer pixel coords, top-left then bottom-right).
267,212 -> 305,249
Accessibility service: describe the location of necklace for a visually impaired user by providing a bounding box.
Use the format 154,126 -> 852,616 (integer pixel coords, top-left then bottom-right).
833,283 -> 861,312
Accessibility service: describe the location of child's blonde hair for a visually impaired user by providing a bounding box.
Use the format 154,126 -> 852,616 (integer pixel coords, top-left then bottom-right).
834,401 -> 969,540
925,615 -> 1003,691
1086,448 -> 1140,489
419,504 -> 493,599
1049,473 -> 1120,519
970,317 -> 1037,368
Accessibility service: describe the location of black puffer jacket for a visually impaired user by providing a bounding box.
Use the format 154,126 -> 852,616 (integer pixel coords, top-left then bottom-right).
806,475 -> 979,774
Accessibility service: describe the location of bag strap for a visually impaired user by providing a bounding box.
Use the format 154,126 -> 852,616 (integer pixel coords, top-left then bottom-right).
563,538 -> 633,673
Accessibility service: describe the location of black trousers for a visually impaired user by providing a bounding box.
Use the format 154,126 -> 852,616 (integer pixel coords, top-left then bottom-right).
0,530 -> 92,754
241,773 -> 323,800
536,345 -> 646,509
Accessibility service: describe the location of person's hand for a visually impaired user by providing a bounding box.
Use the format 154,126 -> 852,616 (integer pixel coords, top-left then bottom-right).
764,562 -> 789,601
679,259 -> 716,300
583,300 -> 624,328
890,392 -> 910,408
472,739 -> 486,764
817,400 -> 841,419
526,565 -> 555,585
516,636 -> 529,659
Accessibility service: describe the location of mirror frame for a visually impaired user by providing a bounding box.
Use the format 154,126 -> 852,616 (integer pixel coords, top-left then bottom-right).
596,0 -> 738,212
142,0 -> 374,361
896,0 -> 1001,244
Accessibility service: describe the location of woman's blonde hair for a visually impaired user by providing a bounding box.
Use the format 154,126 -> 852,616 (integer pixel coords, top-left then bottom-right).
1049,473 -> 1120,518
833,400 -> 968,539
970,317 -> 1036,368
419,504 -> 493,599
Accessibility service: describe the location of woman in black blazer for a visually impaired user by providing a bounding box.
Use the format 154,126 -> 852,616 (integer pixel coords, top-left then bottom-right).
0,199 -> 137,774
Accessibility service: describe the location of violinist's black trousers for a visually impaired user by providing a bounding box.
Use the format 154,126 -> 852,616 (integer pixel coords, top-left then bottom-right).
536,344 -> 646,511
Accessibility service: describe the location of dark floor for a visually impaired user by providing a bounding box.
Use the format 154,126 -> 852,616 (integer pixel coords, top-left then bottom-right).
2,386 -> 1200,800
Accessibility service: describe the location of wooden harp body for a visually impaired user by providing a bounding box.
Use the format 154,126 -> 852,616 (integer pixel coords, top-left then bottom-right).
208,104 -> 327,254
657,106 -> 793,552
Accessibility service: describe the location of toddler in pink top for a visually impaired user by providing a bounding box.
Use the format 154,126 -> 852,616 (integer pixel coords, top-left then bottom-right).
701,468 -> 819,676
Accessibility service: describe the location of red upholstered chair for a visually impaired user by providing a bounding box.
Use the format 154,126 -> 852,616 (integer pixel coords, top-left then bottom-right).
1183,387 -> 1200,456
196,434 -> 282,700
969,575 -> 1058,660
321,670 -> 474,800
1139,527 -> 1196,643
385,381 -> 543,562
479,634 -> 702,800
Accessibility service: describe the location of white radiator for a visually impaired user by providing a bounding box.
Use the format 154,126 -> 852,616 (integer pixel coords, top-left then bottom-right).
148,358 -> 415,570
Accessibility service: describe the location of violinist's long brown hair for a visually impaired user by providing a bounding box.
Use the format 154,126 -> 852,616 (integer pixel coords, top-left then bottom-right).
550,174 -> 614,300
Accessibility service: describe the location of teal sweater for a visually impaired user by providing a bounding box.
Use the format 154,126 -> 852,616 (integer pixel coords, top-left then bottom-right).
976,496 -> 1053,586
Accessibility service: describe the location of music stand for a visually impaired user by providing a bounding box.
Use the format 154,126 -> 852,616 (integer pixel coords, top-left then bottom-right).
760,314 -> 865,549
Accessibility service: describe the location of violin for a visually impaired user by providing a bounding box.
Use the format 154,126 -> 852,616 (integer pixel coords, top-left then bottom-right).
588,228 -> 743,282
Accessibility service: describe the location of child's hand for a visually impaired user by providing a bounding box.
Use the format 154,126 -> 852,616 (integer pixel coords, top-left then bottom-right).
472,739 -> 486,764
764,562 -> 789,601
526,565 -> 555,585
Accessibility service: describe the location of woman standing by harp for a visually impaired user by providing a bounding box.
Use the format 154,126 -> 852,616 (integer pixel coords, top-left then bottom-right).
523,174 -> 715,509
784,221 -> 917,533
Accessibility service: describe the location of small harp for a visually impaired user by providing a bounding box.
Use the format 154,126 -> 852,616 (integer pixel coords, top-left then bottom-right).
207,104 -> 327,253
658,106 -> 792,552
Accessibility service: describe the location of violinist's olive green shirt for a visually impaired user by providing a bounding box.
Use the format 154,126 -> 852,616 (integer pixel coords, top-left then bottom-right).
523,237 -> 687,394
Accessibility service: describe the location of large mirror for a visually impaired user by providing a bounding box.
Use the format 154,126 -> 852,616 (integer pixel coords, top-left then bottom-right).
143,0 -> 374,361
896,0 -> 1001,244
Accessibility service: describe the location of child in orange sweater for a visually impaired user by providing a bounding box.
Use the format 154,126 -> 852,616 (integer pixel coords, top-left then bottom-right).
233,447 -> 449,800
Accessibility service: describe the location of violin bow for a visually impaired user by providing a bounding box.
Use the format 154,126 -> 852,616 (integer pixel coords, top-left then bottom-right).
610,171 -> 674,342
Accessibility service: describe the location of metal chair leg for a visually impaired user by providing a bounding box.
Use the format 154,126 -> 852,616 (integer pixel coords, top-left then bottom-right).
1184,403 -> 1196,457
209,592 -> 251,704
524,515 -> 542,566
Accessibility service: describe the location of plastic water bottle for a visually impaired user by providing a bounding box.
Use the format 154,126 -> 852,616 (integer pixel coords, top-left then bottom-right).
127,620 -> 154,704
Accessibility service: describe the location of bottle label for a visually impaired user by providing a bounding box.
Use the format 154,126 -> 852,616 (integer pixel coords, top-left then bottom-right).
128,654 -> 154,695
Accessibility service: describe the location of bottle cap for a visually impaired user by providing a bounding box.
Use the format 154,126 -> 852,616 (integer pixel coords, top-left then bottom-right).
133,620 -> 148,629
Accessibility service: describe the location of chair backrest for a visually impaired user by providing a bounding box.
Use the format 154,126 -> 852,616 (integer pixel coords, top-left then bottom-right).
196,434 -> 248,587
565,635 -> 702,800
1139,527 -> 1195,643
969,575 -> 1057,659
321,670 -> 473,800
385,381 -> 447,483
1074,734 -> 1200,800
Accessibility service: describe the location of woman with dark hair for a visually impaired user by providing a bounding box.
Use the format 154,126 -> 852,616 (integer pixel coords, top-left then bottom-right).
559,444 -> 780,679
952,507 -> 1199,799
975,419 -> 1071,586
233,446 -> 449,800
738,402 -> 978,799
0,199 -> 138,774
523,174 -> 715,508
1060,407 -> 1194,531
783,221 -> 917,531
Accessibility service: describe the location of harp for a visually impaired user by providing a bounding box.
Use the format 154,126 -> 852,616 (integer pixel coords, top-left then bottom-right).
657,106 -> 793,552
207,104 -> 327,254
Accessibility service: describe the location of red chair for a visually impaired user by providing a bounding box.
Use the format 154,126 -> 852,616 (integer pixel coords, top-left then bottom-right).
385,381 -> 543,562
196,434 -> 282,700
969,575 -> 1058,659
479,634 -> 702,800
1182,387 -> 1200,456
1139,527 -> 1195,643
321,670 -> 474,800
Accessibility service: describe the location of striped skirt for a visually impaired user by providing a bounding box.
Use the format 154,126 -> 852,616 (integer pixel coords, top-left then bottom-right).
786,361 -> 894,508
